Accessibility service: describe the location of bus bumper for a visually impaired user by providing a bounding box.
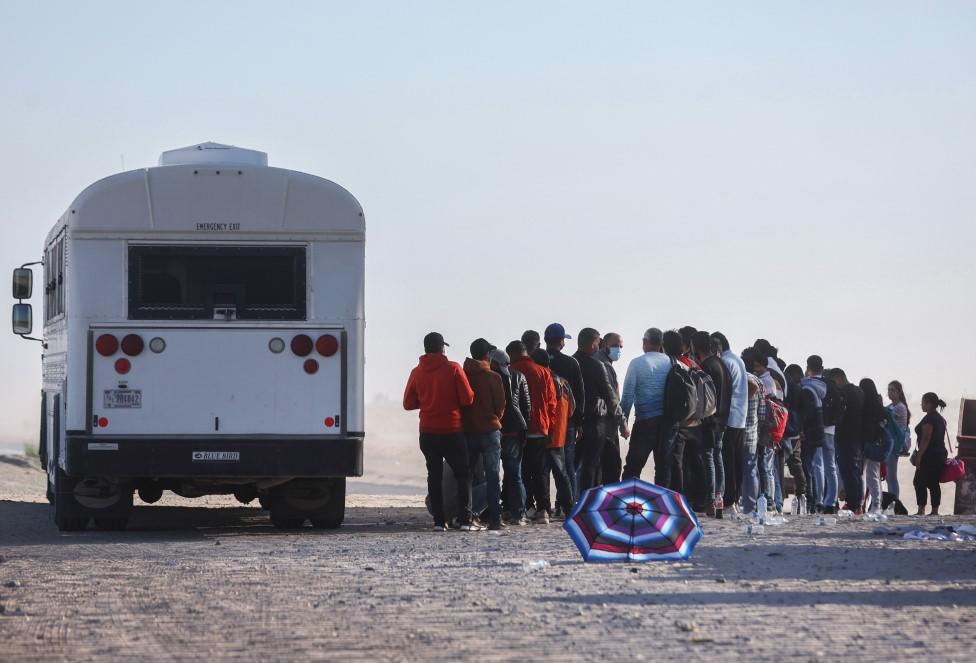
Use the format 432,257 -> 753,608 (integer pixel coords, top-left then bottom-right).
63,434 -> 364,478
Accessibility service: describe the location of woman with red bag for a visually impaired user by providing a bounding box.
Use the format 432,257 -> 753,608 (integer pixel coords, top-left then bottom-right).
912,392 -> 949,516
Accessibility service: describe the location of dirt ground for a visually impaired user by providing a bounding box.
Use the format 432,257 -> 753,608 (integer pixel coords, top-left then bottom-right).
1,454 -> 975,662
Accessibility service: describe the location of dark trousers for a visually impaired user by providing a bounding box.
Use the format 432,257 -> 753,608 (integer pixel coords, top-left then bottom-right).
601,428 -> 622,485
914,453 -> 944,508
420,432 -> 471,526
563,424 -> 578,503
722,427 -> 745,507
578,418 -> 612,494
622,416 -> 673,487
670,427 -> 688,494
546,446 -> 575,512
780,437 -> 807,498
680,426 -> 708,509
836,442 -> 864,511
523,436 -> 550,514
501,434 -> 526,518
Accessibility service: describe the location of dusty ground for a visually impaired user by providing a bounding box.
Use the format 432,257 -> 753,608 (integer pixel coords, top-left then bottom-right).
1,454 -> 975,662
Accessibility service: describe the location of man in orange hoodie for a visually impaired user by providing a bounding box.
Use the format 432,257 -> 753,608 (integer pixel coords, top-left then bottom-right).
462,338 -> 506,530
509,340 -> 557,524
403,332 -> 478,531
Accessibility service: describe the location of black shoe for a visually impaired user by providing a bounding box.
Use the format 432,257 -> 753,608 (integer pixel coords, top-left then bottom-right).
823,506 -> 835,515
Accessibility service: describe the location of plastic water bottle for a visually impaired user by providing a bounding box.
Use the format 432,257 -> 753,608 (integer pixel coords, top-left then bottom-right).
522,560 -> 550,572
742,523 -> 765,535
790,497 -> 799,516
799,495 -> 807,516
756,495 -> 768,524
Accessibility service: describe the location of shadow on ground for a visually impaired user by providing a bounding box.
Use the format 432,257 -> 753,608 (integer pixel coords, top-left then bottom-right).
0,500 -> 433,547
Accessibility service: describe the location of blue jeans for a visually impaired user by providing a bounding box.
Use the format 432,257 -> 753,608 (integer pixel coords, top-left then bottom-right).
822,432 -> 839,508
885,448 -> 901,499
757,445 -> 776,503
741,438 -> 759,514
802,444 -> 825,510
711,423 -> 726,502
501,435 -> 526,519
466,431 -> 502,524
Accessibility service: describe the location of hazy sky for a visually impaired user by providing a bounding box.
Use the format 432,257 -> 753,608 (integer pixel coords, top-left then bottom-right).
2,2 -> 975,445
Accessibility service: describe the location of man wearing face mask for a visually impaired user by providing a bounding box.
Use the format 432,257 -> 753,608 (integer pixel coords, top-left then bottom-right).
597,333 -> 629,484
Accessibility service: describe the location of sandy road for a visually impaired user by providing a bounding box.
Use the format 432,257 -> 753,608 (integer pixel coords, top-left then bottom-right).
1,455 -> 975,662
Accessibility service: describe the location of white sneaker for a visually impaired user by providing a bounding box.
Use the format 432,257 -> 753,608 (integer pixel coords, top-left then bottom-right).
432,524 -> 446,532
459,522 -> 485,532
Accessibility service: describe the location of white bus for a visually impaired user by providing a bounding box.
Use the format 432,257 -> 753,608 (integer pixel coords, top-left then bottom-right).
10,142 -> 365,531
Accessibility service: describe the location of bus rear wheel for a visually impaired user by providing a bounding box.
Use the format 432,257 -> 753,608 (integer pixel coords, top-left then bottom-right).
270,478 -> 345,530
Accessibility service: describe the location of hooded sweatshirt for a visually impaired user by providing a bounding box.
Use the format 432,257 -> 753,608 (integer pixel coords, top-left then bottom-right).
461,357 -> 505,433
798,377 -> 826,446
403,353 -> 475,434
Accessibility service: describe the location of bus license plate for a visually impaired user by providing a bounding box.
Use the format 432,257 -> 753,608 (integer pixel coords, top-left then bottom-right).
104,390 -> 142,409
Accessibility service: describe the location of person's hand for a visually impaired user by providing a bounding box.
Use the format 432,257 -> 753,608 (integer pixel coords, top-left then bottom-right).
621,424 -> 631,440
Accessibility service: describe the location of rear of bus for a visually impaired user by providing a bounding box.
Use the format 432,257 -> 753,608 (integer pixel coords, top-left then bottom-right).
55,144 -> 365,530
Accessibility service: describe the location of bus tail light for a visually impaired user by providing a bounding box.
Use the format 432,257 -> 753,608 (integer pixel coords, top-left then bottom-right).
291,334 -> 313,356
121,334 -> 144,356
303,359 -> 319,374
316,334 -> 339,357
95,334 -> 119,356
115,358 -> 131,374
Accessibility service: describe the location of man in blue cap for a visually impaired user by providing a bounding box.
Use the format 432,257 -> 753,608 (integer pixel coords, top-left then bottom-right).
545,322 -> 584,507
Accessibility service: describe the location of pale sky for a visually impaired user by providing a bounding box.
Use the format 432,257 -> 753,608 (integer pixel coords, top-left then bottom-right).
2,2 -> 975,445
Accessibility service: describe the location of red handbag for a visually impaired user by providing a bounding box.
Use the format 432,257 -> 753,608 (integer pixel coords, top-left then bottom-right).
940,430 -> 967,483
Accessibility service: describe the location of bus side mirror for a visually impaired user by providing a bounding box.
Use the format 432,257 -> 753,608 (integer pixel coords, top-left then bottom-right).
12,303 -> 32,336
12,268 -> 32,299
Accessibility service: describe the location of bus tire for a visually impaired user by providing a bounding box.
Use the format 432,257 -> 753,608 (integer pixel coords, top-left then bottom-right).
52,467 -> 89,531
270,513 -> 305,529
94,517 -> 129,531
310,478 -> 345,529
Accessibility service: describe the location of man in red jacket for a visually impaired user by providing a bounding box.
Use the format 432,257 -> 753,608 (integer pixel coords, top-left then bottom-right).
509,340 -> 557,524
403,332 -> 479,531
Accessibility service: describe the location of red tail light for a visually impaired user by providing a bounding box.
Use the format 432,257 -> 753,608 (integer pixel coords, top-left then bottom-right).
95,334 -> 119,356
324,417 -> 335,428
303,359 -> 319,374
98,417 -> 109,428
121,334 -> 144,356
316,334 -> 339,357
291,334 -> 313,356
115,358 -> 131,374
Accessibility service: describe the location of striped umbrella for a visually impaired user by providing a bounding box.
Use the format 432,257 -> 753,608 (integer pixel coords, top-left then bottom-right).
564,478 -> 703,562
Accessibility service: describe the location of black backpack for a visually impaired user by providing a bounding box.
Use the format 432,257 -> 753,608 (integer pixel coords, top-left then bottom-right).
664,360 -> 697,424
819,378 -> 846,427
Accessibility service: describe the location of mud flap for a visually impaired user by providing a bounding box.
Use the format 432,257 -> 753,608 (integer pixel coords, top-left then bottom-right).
52,466 -> 133,532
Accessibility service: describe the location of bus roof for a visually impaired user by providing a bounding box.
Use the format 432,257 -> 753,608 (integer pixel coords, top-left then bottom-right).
49,143 -> 364,244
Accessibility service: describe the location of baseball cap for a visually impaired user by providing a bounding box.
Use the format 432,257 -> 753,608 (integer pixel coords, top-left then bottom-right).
544,323 -> 572,341
470,337 -> 493,359
423,332 -> 449,353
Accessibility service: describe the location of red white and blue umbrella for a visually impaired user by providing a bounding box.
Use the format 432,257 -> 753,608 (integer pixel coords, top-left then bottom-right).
564,478 -> 703,562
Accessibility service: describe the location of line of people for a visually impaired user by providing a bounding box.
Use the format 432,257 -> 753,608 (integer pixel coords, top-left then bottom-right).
403,325 -> 949,531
